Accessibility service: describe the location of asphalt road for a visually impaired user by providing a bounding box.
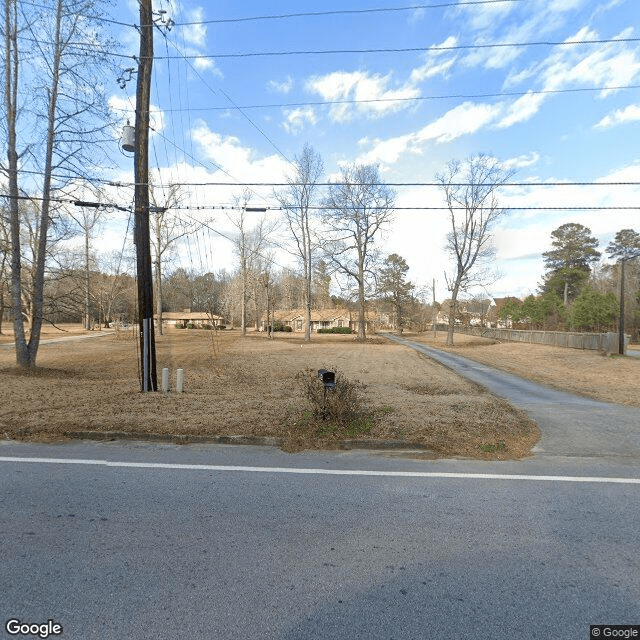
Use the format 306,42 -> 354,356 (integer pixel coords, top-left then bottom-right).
384,334 -> 640,460
1,439 -> 639,640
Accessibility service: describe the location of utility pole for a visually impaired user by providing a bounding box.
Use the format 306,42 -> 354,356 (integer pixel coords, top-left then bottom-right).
133,0 -> 157,391
619,258 -> 626,355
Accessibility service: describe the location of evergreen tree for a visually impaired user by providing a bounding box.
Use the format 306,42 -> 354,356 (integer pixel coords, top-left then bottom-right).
378,254 -> 414,334
541,223 -> 600,305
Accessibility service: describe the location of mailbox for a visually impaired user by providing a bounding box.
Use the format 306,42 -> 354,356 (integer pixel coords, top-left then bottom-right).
318,369 -> 336,391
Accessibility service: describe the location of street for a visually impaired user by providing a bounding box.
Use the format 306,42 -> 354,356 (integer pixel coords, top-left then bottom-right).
1,439 -> 639,640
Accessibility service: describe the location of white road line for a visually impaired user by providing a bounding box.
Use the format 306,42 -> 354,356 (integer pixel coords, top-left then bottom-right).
1,456 -> 639,484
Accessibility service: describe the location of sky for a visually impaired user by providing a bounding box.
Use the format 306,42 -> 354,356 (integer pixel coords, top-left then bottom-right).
102,0 -> 640,302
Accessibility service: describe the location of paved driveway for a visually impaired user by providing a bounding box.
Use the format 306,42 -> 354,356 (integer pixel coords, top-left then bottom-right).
385,335 -> 640,460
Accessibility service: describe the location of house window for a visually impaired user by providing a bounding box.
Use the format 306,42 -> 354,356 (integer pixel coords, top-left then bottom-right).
296,320 -> 302,330
338,320 -> 343,327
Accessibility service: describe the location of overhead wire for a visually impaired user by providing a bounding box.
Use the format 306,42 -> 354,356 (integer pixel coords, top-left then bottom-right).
16,0 -> 523,29
106,84 -> 640,114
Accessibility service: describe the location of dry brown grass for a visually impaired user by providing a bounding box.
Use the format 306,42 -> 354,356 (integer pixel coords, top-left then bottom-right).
405,331 -> 640,407
0,325 -> 538,459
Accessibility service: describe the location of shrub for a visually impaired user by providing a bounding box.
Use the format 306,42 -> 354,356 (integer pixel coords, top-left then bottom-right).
317,327 -> 352,334
175,322 -> 185,329
297,367 -> 368,424
186,323 -> 195,329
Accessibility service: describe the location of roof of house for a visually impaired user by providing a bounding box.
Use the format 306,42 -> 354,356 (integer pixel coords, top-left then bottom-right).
269,308 -> 353,323
439,298 -> 494,315
161,310 -> 223,321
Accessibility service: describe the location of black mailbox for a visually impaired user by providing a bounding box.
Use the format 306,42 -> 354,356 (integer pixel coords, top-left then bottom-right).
317,369 -> 336,391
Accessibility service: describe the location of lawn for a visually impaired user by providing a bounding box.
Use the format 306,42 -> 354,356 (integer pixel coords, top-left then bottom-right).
0,325 -> 538,459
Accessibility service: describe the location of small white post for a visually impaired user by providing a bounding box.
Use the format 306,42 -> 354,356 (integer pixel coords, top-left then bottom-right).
176,368 -> 184,393
162,367 -> 170,393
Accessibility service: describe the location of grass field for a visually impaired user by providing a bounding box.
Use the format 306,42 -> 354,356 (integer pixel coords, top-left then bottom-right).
0,324 -> 539,459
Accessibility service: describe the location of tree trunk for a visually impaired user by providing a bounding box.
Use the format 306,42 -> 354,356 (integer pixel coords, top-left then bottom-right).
84,227 -> 90,329
5,0 -> 29,365
446,283 -> 460,346
154,213 -> 163,336
241,254 -> 247,336
358,275 -> 366,341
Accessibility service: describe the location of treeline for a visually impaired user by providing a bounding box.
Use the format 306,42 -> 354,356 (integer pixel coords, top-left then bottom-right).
499,224 -> 640,337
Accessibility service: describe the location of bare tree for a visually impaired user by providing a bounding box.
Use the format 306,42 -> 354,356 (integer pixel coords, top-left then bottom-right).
67,194 -> 104,329
3,0 -> 116,367
436,154 -> 514,345
227,191 -> 274,336
0,206 -> 10,333
149,182 -> 193,335
322,163 -> 395,340
275,144 -> 323,341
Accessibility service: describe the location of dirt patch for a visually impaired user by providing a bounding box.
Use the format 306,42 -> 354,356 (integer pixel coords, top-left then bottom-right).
406,331 -> 640,407
0,327 -> 538,459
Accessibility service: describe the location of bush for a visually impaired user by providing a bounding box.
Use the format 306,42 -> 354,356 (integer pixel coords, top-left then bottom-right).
272,323 -> 293,332
317,327 -> 352,334
186,323 -> 195,329
297,367 -> 367,424
175,322 -> 185,329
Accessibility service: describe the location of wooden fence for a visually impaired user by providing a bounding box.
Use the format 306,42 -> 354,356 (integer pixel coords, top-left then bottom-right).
451,326 -> 628,353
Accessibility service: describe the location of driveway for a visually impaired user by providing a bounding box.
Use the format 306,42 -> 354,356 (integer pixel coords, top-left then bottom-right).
384,334 -> 640,460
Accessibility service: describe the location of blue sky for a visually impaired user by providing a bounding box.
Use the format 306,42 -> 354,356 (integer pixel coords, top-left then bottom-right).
105,0 -> 640,301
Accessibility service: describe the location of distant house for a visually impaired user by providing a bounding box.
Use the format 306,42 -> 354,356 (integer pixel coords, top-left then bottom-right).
160,309 -> 225,327
437,298 -> 496,328
262,308 -> 377,333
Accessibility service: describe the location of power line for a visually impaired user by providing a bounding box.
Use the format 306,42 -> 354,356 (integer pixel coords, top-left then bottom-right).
107,84 -> 640,114
173,1 -> 523,26
121,181 -> 640,188
7,167 -> 640,190
150,37 -> 640,61
17,0 -> 522,29
19,34 -> 640,62
2,193 -> 637,212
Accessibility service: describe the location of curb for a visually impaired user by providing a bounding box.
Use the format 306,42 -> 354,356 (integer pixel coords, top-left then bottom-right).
19,430 -> 435,453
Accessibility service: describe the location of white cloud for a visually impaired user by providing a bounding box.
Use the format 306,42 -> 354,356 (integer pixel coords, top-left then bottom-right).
503,152 -> 541,171
268,76 -> 294,94
496,92 -> 546,128
410,36 -> 458,83
355,101 -> 504,166
595,104 -> 640,129
414,101 -> 503,143
306,70 -> 420,122
282,107 -> 317,134
191,121 -> 290,187
182,7 -> 207,47
355,134 -> 414,166
511,26 -> 640,96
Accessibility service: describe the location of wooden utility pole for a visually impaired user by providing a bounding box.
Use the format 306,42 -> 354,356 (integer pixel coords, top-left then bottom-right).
619,259 -> 626,355
134,0 -> 157,391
